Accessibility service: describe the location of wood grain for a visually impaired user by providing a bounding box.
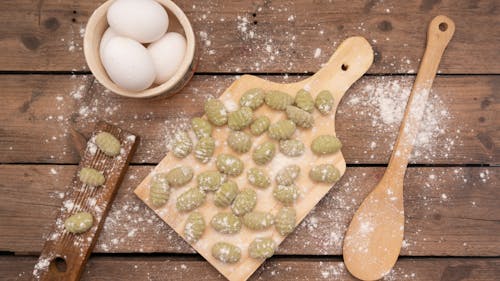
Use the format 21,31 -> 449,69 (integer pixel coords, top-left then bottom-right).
1,165 -> 498,256
2,256 -> 500,281
0,0 -> 498,74
0,75 -> 497,165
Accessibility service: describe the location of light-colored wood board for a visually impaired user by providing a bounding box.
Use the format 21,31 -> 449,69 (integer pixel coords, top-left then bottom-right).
0,75 -> 497,165
2,256 -> 500,281
0,0 -> 499,73
133,36 -> 373,281
1,165 -> 498,256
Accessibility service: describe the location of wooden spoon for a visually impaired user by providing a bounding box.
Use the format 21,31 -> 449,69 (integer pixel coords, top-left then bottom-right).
342,15 -> 455,281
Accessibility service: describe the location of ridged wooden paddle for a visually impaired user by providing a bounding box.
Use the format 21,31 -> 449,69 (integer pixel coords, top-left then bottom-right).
342,15 -> 455,281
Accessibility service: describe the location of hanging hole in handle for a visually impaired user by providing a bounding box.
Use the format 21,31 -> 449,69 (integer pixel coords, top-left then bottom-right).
50,257 -> 67,272
341,64 -> 349,71
438,22 -> 448,31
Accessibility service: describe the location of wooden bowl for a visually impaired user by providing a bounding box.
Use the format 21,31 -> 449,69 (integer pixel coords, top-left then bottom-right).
83,0 -> 196,98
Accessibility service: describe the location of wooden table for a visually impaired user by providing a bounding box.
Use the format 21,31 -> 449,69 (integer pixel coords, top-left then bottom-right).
0,1 -> 498,280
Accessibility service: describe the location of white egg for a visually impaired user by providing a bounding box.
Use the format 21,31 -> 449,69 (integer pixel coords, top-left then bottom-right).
101,36 -> 156,92
107,0 -> 168,43
148,32 -> 187,84
99,27 -> 118,62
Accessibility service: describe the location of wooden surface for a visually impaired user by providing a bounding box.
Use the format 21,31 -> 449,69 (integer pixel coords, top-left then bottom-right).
0,0 -> 498,280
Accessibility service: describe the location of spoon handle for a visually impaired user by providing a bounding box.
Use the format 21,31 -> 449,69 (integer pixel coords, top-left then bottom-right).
386,16 -> 455,180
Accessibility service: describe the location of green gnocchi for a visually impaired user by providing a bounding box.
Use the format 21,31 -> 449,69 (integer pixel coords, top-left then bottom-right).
311,135 -> 342,155
231,188 -> 257,216
172,131 -> 192,158
184,212 -> 205,243
294,89 -> 314,113
210,212 -> 242,234
248,237 -> 276,259
194,137 -> 215,163
286,105 -> 314,128
214,181 -> 239,208
149,173 -> 170,208
227,131 -> 252,153
252,141 -> 276,165
197,171 -> 226,192
264,90 -> 294,110
275,207 -> 296,236
273,184 -> 300,205
276,164 -> 300,186
227,106 -> 253,131
240,88 -> 265,110
309,164 -> 340,183
315,90 -> 334,114
212,242 -> 241,264
279,139 -> 305,157
216,154 -> 244,176
242,211 -> 274,230
268,120 -> 296,140
64,212 -> 93,234
165,166 -> 194,187
176,187 -> 206,212
191,117 -> 212,139
250,116 -> 270,136
247,167 -> 271,189
205,99 -> 228,126
95,132 -> 120,156
79,167 -> 105,187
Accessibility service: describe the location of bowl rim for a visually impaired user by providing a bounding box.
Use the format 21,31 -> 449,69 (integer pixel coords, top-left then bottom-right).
83,0 -> 196,98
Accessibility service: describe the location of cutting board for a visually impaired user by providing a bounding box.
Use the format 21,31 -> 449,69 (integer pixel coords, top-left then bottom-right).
134,36 -> 373,281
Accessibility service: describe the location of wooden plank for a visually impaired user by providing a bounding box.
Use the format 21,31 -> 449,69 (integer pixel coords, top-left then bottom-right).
0,0 -> 499,74
0,75 -> 498,165
1,165 -> 498,256
2,256 -> 500,281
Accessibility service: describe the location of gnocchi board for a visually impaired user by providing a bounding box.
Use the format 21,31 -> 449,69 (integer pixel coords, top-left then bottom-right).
34,121 -> 138,281
134,36 -> 373,281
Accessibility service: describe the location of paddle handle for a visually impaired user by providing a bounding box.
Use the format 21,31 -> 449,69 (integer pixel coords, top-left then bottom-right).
386,16 -> 455,182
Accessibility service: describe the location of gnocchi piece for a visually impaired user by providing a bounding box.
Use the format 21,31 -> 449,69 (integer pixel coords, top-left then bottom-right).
231,188 -> 257,216
240,88 -> 265,110
214,181 -> 239,208
248,237 -> 276,259
64,212 -> 93,234
242,211 -> 274,230
252,141 -> 276,165
247,167 -> 271,189
191,117 -> 212,139
149,173 -> 170,208
79,167 -> 105,187
227,106 -> 253,131
216,154 -> 244,176
294,89 -> 314,113
210,212 -> 242,234
279,139 -> 305,157
264,90 -> 294,110
311,135 -> 342,155
165,166 -> 194,187
205,99 -> 228,126
275,164 -> 300,186
286,105 -> 314,128
309,164 -> 341,183
227,131 -> 252,153
176,187 -> 206,212
315,90 -> 334,114
197,171 -> 226,192
184,212 -> 205,243
268,120 -> 296,140
194,137 -> 215,163
275,207 -> 296,236
250,116 -> 270,136
95,132 -> 120,156
273,184 -> 300,205
212,242 -> 241,264
172,131 -> 192,158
